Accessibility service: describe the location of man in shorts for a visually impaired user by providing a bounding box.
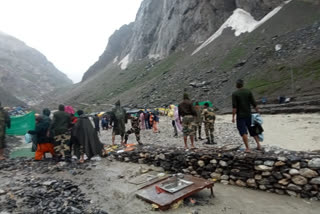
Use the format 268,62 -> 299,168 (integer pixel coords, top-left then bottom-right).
232,79 -> 261,152
178,93 -> 197,149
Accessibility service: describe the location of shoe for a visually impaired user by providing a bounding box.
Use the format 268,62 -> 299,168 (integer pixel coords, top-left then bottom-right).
199,137 -> 204,140
195,138 -> 198,142
204,139 -> 211,144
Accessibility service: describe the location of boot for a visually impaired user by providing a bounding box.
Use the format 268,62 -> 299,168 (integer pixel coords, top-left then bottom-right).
204,137 -> 211,144
198,128 -> 204,140
210,135 -> 216,144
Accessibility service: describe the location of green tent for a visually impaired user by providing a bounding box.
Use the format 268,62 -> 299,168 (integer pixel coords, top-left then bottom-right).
193,101 -> 213,107
6,112 -> 35,136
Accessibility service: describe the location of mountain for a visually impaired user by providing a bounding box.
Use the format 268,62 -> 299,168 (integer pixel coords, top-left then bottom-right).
0,32 -> 72,106
44,0 -> 320,112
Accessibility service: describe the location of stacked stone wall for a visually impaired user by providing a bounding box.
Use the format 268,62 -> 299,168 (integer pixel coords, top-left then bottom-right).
112,146 -> 320,200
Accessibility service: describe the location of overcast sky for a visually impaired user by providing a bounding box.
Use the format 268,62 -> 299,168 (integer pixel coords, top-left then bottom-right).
0,0 -> 142,83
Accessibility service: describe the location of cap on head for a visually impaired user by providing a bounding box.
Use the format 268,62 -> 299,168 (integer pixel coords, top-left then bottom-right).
204,102 -> 209,107
236,79 -> 244,88
115,100 -> 121,106
58,104 -> 65,111
77,110 -> 84,116
43,108 -> 51,117
183,93 -> 189,100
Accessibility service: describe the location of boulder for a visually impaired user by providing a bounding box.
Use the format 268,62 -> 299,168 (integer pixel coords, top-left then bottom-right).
219,160 -> 228,167
310,177 -> 320,185
291,176 -> 308,186
210,172 -> 221,180
299,168 -> 318,178
275,161 -> 286,166
236,180 -> 247,187
289,169 -> 299,175
255,165 -> 273,171
288,184 -> 302,192
264,161 -> 275,167
198,160 -> 205,167
278,179 -> 290,186
308,158 -> 320,169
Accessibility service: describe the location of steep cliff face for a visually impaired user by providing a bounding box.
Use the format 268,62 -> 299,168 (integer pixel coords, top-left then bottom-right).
83,0 -> 285,81
0,32 -> 72,106
49,0 -> 320,112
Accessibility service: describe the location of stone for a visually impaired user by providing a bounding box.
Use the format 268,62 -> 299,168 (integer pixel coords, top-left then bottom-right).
308,158 -> 320,169
254,160 -> 263,165
210,172 -> 221,180
259,185 -> 267,190
221,180 -> 229,185
272,172 -> 283,180
247,179 -> 256,187
158,154 -> 166,160
197,160 -> 205,167
221,175 -> 229,180
275,161 -> 286,167
283,173 -> 291,179
292,176 -> 308,185
288,184 -> 302,192
278,179 -> 290,186
277,157 -> 287,162
310,177 -> 320,185
43,180 -> 56,186
124,157 -> 130,162
286,190 -> 297,197
215,168 -> 223,173
255,174 -> 262,180
262,171 -> 271,176
264,161 -> 274,167
299,168 -> 318,178
210,159 -> 217,165
255,165 -> 273,171
291,162 -> 300,169
236,180 -> 246,187
289,169 -> 299,175
219,160 -> 228,167
0,189 -> 6,195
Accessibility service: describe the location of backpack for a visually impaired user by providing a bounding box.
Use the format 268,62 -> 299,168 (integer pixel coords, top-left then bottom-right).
114,108 -> 125,121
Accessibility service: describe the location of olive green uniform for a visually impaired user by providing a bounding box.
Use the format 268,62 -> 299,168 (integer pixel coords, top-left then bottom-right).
202,107 -> 216,144
124,116 -> 142,145
0,107 -> 11,149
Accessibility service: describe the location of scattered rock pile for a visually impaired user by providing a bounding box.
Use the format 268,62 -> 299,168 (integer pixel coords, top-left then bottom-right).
112,146 -> 320,200
0,177 -> 108,214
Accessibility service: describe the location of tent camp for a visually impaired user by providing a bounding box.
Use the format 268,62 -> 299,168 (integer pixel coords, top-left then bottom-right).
6,112 -> 35,136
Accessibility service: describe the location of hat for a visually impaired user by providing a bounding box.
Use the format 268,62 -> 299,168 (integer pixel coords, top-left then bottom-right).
183,93 -> 189,100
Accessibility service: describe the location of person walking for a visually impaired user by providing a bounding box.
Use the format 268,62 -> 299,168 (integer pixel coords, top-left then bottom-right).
202,103 -> 216,144
0,102 -> 11,160
178,93 -> 197,149
168,105 -> 178,137
51,104 -> 72,162
28,109 -> 55,160
124,115 -> 142,145
194,102 -> 204,141
232,79 -> 261,152
139,111 -> 145,130
110,100 -> 127,146
153,112 -> 159,133
93,114 -> 100,134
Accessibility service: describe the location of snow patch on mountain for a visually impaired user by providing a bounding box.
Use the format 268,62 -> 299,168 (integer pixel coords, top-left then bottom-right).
192,1 -> 291,55
118,54 -> 130,70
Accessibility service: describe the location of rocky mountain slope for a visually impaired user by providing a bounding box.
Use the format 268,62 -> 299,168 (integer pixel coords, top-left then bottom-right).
44,0 -> 320,112
0,32 -> 72,106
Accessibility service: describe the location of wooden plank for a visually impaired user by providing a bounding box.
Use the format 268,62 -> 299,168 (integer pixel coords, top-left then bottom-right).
136,175 -> 214,210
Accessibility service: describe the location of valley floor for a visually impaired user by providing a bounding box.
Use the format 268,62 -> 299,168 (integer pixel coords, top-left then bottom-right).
1,113 -> 320,214
100,113 -> 320,152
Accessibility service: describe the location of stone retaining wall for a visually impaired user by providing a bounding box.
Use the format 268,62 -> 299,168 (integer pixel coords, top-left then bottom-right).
112,146 -> 320,200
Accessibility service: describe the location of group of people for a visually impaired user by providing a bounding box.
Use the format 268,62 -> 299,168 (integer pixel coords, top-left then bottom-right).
172,79 -> 262,152
0,79 -> 262,161
28,105 -> 104,163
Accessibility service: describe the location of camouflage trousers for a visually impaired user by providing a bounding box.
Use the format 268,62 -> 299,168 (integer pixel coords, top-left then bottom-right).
204,122 -> 214,138
54,132 -> 71,160
124,128 -> 141,143
182,115 -> 195,137
0,125 -> 6,149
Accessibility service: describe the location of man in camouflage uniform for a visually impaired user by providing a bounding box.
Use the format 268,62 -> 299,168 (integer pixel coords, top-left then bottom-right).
194,102 -> 204,141
124,114 -> 142,145
0,102 -> 11,160
202,102 -> 216,144
110,100 -> 127,146
178,93 -> 197,149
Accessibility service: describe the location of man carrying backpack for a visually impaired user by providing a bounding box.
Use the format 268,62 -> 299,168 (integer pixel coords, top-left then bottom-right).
110,100 -> 127,146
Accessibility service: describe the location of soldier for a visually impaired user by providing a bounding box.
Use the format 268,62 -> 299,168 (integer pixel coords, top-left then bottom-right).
110,100 -> 127,146
202,102 -> 216,144
0,102 -> 11,160
124,114 -> 142,145
194,102 -> 204,141
178,93 -> 197,149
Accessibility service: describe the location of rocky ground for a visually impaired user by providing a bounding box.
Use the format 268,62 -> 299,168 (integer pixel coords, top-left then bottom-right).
1,113 -> 320,214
